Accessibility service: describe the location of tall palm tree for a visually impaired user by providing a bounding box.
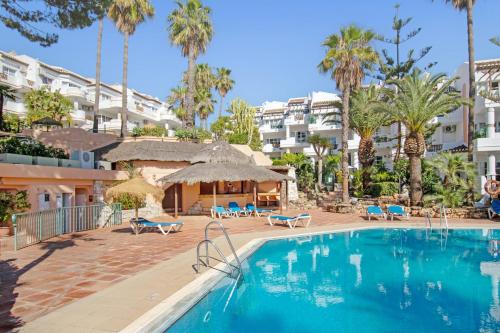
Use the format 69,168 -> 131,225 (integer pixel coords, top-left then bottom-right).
92,1 -> 112,133
490,37 -> 500,47
168,85 -> 188,127
381,71 -> 464,206
195,89 -> 214,130
442,0 -> 476,163
318,24 -> 378,203
307,134 -> 332,189
168,0 -> 213,129
349,85 -> 389,189
0,85 -> 16,130
215,67 -> 234,117
108,0 -> 154,138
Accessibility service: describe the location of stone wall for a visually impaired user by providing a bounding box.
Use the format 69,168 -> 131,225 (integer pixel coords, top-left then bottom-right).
121,194 -> 163,221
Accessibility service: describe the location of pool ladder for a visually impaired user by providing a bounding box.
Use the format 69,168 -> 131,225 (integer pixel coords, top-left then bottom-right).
195,220 -> 242,278
425,205 -> 449,232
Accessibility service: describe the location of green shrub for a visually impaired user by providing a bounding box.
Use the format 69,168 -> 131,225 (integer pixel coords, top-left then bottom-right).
112,193 -> 146,210
0,190 -> 31,226
175,128 -> 212,142
368,182 -> 399,197
0,137 -> 68,158
132,125 -> 167,137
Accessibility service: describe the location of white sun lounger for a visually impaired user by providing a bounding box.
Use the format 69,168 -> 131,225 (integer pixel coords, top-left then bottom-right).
267,213 -> 312,229
130,218 -> 183,235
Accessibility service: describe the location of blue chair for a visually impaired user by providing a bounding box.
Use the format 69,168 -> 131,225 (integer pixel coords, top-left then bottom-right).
211,206 -> 234,219
366,206 -> 386,221
488,200 -> 500,220
228,202 -> 249,217
130,217 -> 183,235
245,203 -> 273,217
267,213 -> 311,229
387,205 -> 409,221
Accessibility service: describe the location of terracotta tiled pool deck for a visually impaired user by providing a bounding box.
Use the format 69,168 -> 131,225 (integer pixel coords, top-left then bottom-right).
0,209 -> 498,332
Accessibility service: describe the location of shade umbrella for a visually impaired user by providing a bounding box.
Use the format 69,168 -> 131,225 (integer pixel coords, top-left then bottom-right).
31,117 -> 63,132
105,177 -> 164,223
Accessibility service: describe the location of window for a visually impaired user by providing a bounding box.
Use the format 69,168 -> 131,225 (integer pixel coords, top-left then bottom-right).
69,83 -> 80,88
200,182 -> 215,195
491,81 -> 499,90
81,105 -> 94,112
97,115 -> 112,124
2,66 -> 16,76
266,138 -> 281,147
100,94 -> 111,101
40,75 -> 53,84
295,132 -> 307,143
375,156 -> 383,164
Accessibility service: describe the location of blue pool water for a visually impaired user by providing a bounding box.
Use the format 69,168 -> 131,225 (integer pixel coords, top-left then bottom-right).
167,229 -> 500,332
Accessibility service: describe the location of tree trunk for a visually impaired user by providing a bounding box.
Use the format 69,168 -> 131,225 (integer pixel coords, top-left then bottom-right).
317,157 -> 323,188
93,17 -> 103,134
466,0 -> 476,205
466,0 -> 475,163
394,122 -> 402,163
408,154 -> 423,206
0,94 -> 4,131
186,43 -> 196,129
120,31 -> 129,138
218,95 -> 223,118
341,89 -> 350,203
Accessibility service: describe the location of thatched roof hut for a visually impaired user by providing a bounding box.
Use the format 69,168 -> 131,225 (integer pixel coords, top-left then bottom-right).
189,141 -> 254,165
160,163 -> 290,185
93,140 -> 202,162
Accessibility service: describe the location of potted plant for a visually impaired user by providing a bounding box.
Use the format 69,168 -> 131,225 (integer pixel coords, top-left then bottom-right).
0,191 -> 31,237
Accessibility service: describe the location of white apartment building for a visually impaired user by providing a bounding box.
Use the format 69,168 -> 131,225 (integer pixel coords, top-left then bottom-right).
256,58 -> 500,194
0,51 -> 181,134
256,91 -> 360,168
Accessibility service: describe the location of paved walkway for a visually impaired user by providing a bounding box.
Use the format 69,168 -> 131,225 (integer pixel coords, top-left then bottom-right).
0,209 -> 497,332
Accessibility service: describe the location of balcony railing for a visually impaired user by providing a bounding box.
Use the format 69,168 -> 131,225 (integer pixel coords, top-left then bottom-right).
427,144 -> 443,152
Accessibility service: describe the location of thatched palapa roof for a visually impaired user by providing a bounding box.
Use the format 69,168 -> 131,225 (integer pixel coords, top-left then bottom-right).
161,141 -> 290,184
105,177 -> 164,202
160,163 -> 290,185
93,140 -> 202,162
189,141 -> 253,165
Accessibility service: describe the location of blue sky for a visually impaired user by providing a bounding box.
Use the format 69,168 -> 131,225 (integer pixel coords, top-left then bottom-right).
2,0 -> 499,124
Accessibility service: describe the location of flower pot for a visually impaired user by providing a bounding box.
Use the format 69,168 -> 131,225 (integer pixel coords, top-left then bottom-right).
0,226 -> 10,237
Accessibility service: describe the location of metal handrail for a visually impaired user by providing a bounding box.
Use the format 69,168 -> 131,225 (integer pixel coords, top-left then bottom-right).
196,220 -> 243,277
440,205 -> 449,231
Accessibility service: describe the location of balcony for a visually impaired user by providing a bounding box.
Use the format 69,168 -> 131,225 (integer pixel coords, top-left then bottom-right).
0,73 -> 22,87
60,86 -> 86,99
474,133 -> 500,152
70,109 -> 87,123
280,137 -> 309,148
262,144 -> 282,153
99,97 -> 122,111
260,124 -> 285,134
284,114 -> 306,126
99,119 -> 138,132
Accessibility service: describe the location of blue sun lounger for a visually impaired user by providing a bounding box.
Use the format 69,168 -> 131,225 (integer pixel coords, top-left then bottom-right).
130,217 -> 183,235
366,206 -> 386,221
245,203 -> 273,217
211,206 -> 234,219
387,205 -> 409,221
228,202 -> 249,217
488,200 -> 500,220
267,213 -> 311,229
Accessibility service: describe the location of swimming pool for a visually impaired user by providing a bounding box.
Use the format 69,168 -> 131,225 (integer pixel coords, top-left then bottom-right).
167,228 -> 500,332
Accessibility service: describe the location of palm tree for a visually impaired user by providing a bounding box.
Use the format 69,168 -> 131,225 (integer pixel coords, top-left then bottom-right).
194,63 -> 214,92
108,0 -> 154,138
0,85 -> 16,130
215,67 -> 234,117
441,0 -> 476,163
195,89 -> 214,130
307,134 -> 332,189
168,0 -> 213,129
318,24 -> 378,203
381,71 -> 464,206
168,85 -> 188,127
349,85 -> 389,189
491,37 -> 500,47
92,1 -> 112,133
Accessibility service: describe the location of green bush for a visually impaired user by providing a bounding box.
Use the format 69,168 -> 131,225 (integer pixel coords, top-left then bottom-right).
0,137 -> 68,159
0,190 -> 31,226
132,125 -> 167,137
112,193 -> 146,210
175,128 -> 212,142
368,182 -> 399,197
